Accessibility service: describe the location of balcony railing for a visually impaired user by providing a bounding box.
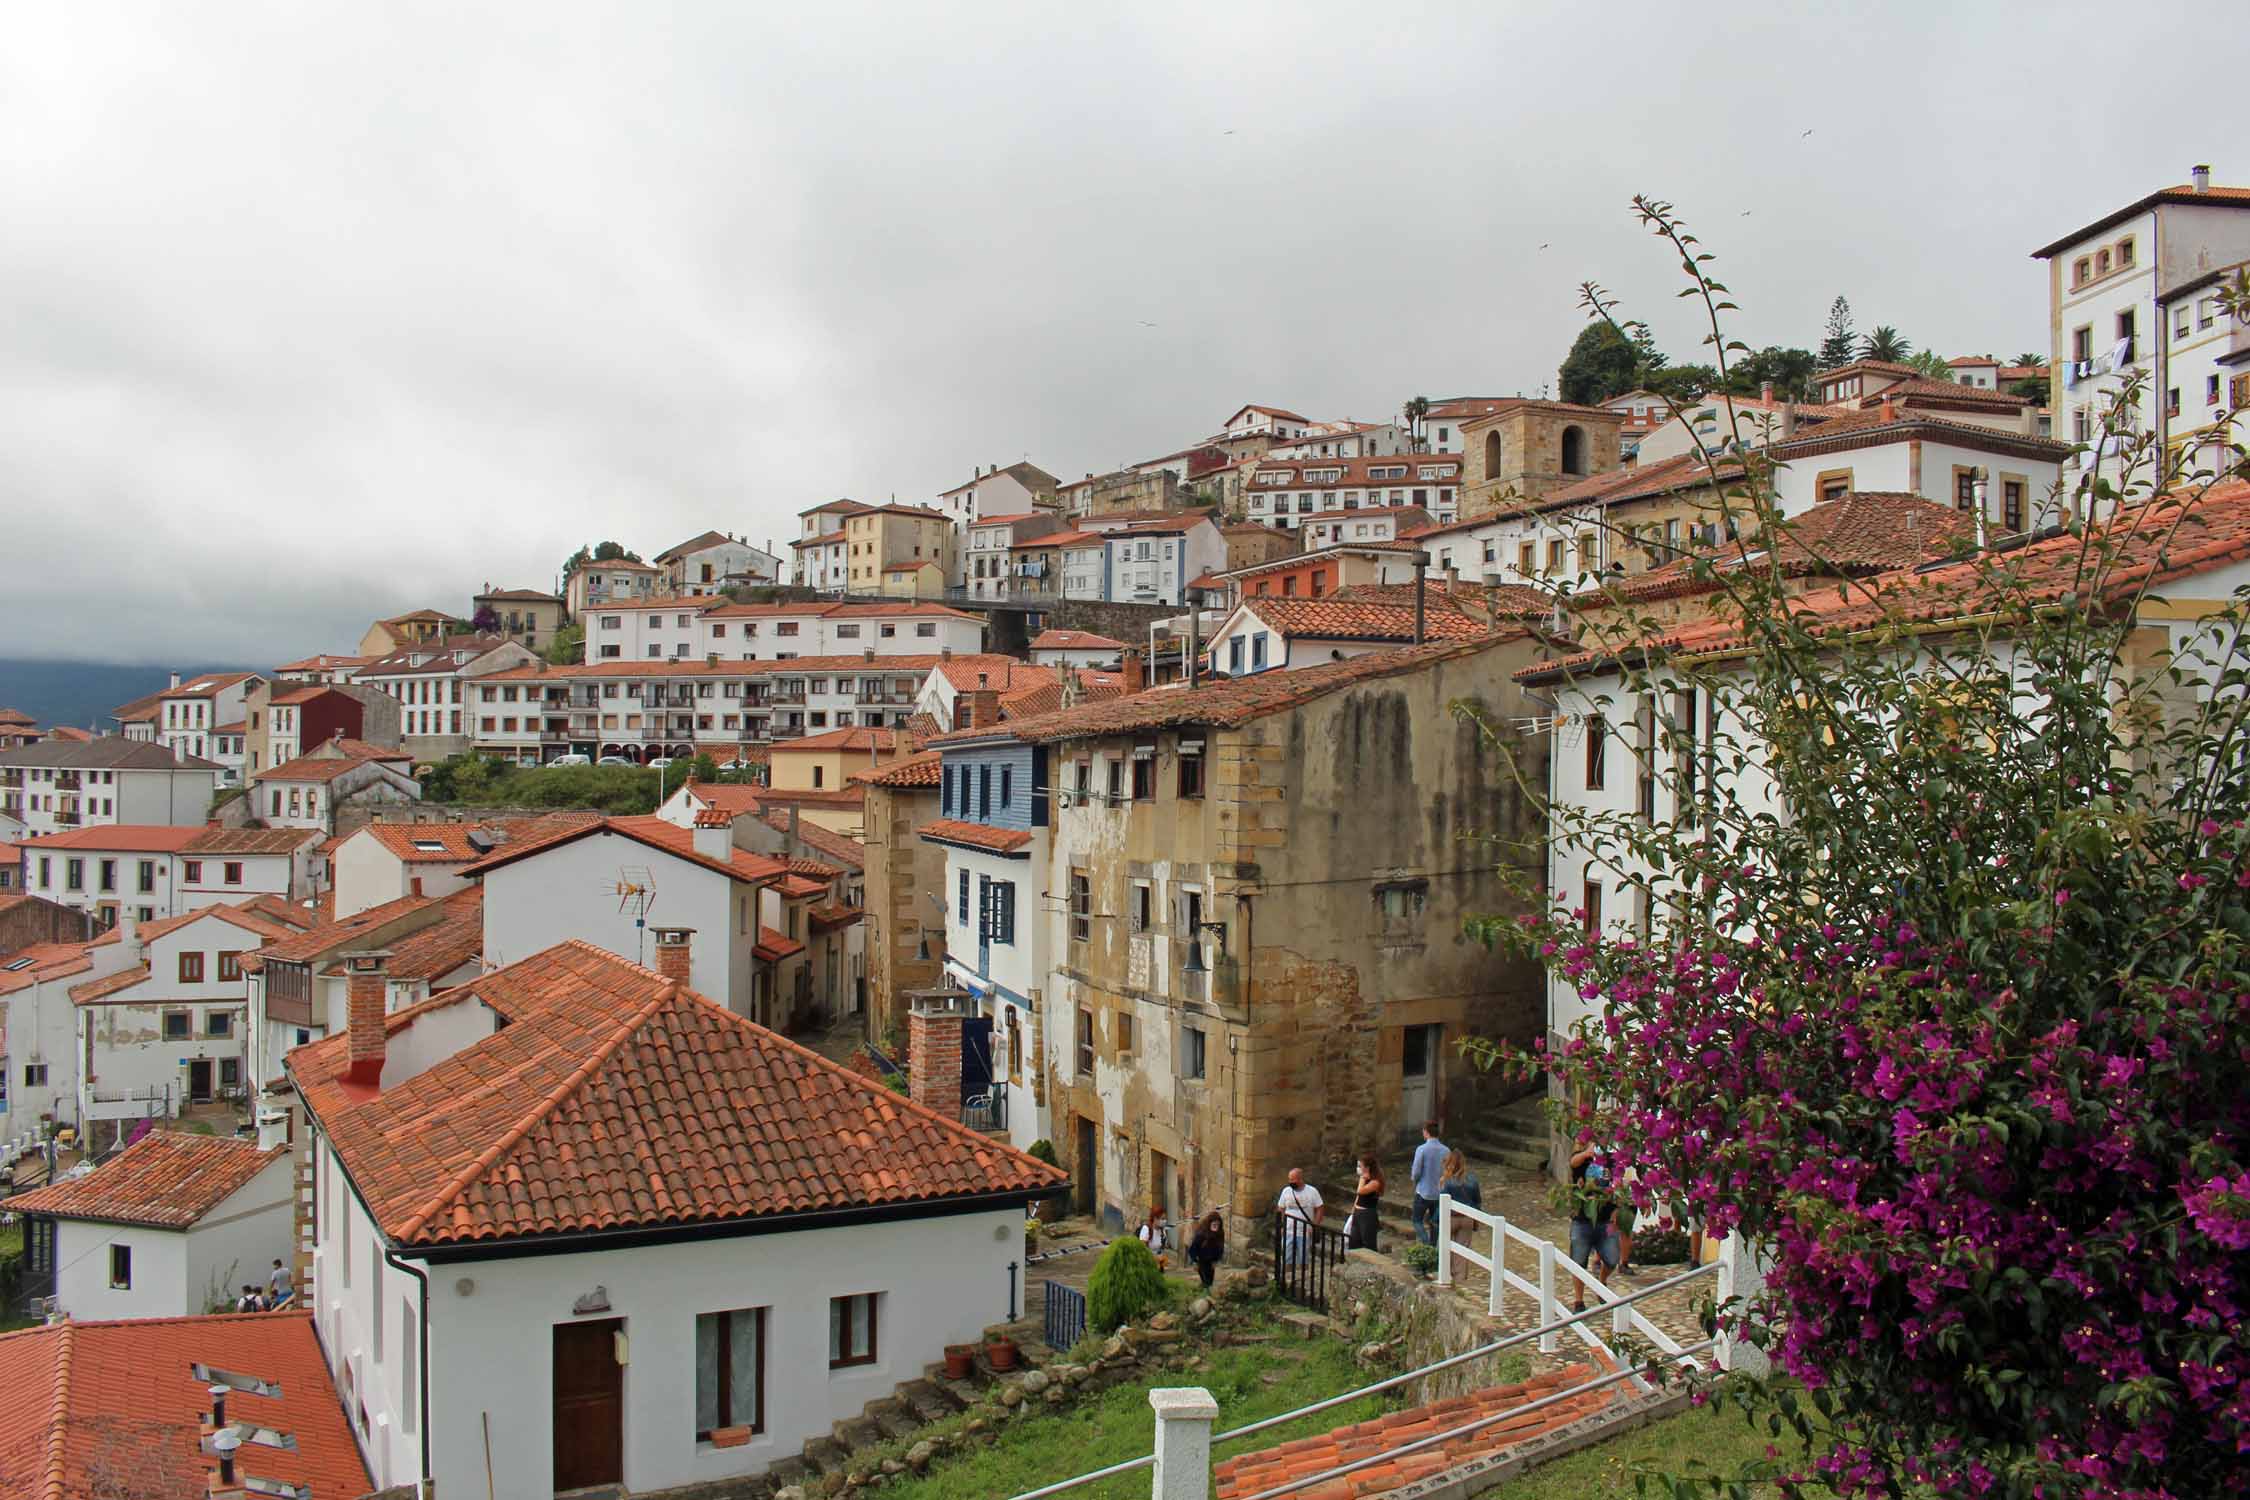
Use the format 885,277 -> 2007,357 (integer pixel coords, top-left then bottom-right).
54,773 -> 82,790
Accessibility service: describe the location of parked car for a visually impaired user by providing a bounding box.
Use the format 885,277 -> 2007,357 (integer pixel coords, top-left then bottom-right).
548,753 -> 590,767
596,755 -> 634,768
647,758 -> 675,773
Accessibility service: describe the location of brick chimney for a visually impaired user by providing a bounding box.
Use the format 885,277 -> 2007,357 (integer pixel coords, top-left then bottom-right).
343,950 -> 391,1087
1121,648 -> 1146,696
651,927 -> 693,986
964,672 -> 1001,730
908,998 -> 965,1117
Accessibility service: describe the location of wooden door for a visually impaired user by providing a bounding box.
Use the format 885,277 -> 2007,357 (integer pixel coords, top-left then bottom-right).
187,1058 -> 214,1103
553,1319 -> 624,1491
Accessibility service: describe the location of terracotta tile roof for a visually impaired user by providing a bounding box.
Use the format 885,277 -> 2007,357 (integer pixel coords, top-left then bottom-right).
758,810 -> 867,870
253,891 -> 440,965
1328,581 -> 1554,620
68,965 -> 151,1003
792,529 -> 848,548
109,689 -> 166,725
851,748 -> 942,788
0,942 -> 92,996
810,903 -> 863,932
236,892 -> 320,931
2031,181 -> 2250,259
772,726 -> 906,753
754,785 -> 866,809
270,652 -> 369,673
352,634 -> 518,678
352,812 -> 604,864
685,784 -> 767,816
655,529 -> 741,561
0,708 -> 35,726
254,751 -> 416,785
267,685 -> 334,705
1572,492 -> 1978,608
934,656 -> 1057,693
1214,1364 -> 1616,1499
777,872 -> 831,899
1217,541 -> 1423,581
13,825 -> 315,857
289,940 -> 1063,1246
821,601 -> 985,621
1237,596 -> 1492,643
44,727 -> 92,743
1948,354 -> 1999,367
1539,449 -> 1742,511
0,1313 -> 369,1500
1033,630 -> 1126,652
1523,478 -> 2250,682
379,608 -> 468,627
1866,376 -> 2032,410
381,886 -> 486,983
160,671 -> 259,700
754,927 -> 806,962
479,586 -> 564,602
6,1131 -> 282,1228
455,814 -> 788,886
88,900 -> 300,949
1010,530 -> 1098,550
0,738 -> 219,771
915,819 -> 1034,854
940,633 -> 1533,746
1235,404 -> 1310,422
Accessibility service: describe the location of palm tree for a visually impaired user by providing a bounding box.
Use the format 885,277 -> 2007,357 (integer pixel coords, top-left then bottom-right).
2011,353 -> 2049,369
1860,327 -> 1912,362
1403,395 -> 1431,453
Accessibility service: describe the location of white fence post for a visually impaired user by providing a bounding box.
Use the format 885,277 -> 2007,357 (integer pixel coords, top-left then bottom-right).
1149,1387 -> 1218,1500
1536,1240 -> 1559,1353
1487,1215 -> 1505,1319
1435,1193 -> 1452,1285
1715,1234 -> 1770,1376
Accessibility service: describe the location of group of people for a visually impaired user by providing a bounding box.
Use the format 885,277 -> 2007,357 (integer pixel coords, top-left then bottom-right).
231,1258 -> 294,1313
1135,1204 -> 1228,1288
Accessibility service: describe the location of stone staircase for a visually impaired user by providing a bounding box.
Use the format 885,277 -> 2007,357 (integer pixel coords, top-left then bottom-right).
1327,1094 -> 1552,1252
740,1318 -> 1056,1495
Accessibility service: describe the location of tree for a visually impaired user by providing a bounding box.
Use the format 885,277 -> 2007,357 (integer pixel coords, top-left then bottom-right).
1719,346 -> 1818,402
1645,363 -> 1721,402
561,540 -> 642,578
1817,295 -> 1856,368
1859,325 -> 1911,362
2011,352 -> 2049,369
688,752 -> 721,784
543,621 -> 584,666
470,604 -> 501,634
1558,323 -> 1643,405
1906,348 -> 1955,380
1403,395 -> 1431,453
1086,1235 -> 1169,1333
1466,196 -> 2250,1499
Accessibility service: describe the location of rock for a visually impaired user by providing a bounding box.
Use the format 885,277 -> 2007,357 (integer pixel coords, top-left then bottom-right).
964,1417 -> 986,1434
1101,1335 -> 1129,1359
1351,1300 -> 1371,1321
907,1441 -> 935,1471
1126,1327 -> 1184,1347
1189,1297 -> 1214,1320
1149,1310 -> 1179,1331
1243,1267 -> 1270,1289
776,1489 -> 806,1500
999,1383 -> 1024,1408
1042,1385 -> 1066,1404
1020,1368 -> 1052,1395
1358,1341 -> 1390,1365
881,1458 -> 906,1475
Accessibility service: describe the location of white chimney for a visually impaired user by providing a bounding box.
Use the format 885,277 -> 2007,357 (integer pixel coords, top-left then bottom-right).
2191,163 -> 2212,194
692,810 -> 735,864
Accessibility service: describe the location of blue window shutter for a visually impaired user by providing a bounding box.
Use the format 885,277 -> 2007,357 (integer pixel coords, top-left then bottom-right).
958,867 -> 969,922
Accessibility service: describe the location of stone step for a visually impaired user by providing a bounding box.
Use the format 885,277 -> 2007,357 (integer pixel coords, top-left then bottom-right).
762,1456 -> 814,1489
802,1435 -> 852,1476
868,1397 -> 923,1442
834,1415 -> 887,1451
903,1375 -> 966,1422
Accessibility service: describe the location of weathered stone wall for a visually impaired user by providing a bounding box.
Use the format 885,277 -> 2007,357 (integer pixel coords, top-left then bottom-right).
1459,407 -> 1626,519
0,894 -> 93,957
862,782 -> 947,1049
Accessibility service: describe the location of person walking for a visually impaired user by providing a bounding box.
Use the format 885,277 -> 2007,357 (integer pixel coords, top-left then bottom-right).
1274,1168 -> 1324,1265
1187,1210 -> 1226,1290
1408,1120 -> 1448,1246
1567,1144 -> 1622,1314
1439,1149 -> 1481,1242
1137,1205 -> 1171,1269
268,1258 -> 293,1304
1346,1153 -> 1384,1251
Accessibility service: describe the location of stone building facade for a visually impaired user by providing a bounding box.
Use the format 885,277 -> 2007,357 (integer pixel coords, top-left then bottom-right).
852,750 -> 947,1049
1456,400 -> 1626,520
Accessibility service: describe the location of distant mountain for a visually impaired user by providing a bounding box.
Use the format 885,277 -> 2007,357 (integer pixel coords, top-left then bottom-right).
0,660 -> 258,735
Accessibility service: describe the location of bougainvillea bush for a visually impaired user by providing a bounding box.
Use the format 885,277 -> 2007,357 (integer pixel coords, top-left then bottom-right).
1465,203 -> 2250,1498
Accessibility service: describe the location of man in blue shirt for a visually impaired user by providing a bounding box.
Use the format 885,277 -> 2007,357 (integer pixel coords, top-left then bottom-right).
1409,1120 -> 1448,1246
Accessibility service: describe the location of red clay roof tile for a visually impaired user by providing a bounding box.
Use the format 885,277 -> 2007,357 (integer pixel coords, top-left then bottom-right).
6,1131 -> 282,1228
915,819 -> 1034,854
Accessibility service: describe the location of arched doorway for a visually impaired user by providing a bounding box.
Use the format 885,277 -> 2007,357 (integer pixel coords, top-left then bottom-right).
1482,429 -> 1505,480
1560,425 -> 1587,476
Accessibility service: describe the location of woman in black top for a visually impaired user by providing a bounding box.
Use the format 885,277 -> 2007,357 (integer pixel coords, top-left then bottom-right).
1186,1211 -> 1226,1289
1348,1152 -> 1384,1250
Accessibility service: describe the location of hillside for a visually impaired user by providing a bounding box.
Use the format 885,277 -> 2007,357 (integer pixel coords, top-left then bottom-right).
0,659 -> 256,735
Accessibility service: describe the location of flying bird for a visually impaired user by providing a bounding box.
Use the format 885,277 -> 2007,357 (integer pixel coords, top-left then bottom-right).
1740,210 -> 1754,217
1539,242 -> 1551,251
1800,128 -> 1815,138
1138,320 -> 1158,327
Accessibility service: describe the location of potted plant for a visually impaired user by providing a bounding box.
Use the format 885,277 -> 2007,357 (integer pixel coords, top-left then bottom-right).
985,1334 -> 1020,1371
709,1425 -> 752,1449
1024,1217 -> 1043,1258
944,1343 -> 977,1380
1402,1244 -> 1439,1281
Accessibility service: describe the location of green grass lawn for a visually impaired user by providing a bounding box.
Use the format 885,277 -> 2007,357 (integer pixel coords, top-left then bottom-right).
1492,1392 -> 1833,1498
881,1330 -> 1406,1500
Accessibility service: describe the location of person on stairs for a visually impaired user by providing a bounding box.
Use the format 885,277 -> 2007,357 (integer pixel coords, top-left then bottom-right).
1409,1120 -> 1448,1246
1440,1149 -> 1481,1242
1346,1152 -> 1384,1250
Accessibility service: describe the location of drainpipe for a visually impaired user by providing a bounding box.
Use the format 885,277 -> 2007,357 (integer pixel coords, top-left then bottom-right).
383,1243 -> 434,1497
1412,551 -> 1430,644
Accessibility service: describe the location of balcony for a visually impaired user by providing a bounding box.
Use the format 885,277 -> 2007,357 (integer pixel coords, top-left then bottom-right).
767,689 -> 807,705
55,811 -> 82,827
54,772 -> 82,791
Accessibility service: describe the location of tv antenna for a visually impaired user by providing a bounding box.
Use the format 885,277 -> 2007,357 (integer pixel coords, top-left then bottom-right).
610,866 -> 658,963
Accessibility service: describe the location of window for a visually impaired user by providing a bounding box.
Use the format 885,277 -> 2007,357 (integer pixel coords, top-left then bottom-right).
24,1062 -> 48,1088
1070,871 -> 1091,944
1073,759 -> 1090,804
2176,305 -> 2192,339
1547,538 -> 1565,574
830,1293 -> 879,1368
182,859 -> 203,884
916,623 -> 936,638
1105,758 -> 1122,804
1130,749 -> 1154,800
1582,877 -> 1603,936
999,765 -> 1012,810
223,862 -> 243,886
2212,374 -> 2225,406
206,1009 -> 232,1038
696,1307 -> 766,1438
65,858 -> 83,892
98,859 -> 116,893
1181,1025 -> 1207,1080
1955,468 -> 1978,512
1636,695 -> 1658,823
1076,1005 -> 1095,1074
1517,541 -> 1535,576
1178,738 -> 1204,798
958,867 -> 970,924
1131,882 -> 1152,932
2003,481 -> 2024,532
1585,713 -> 1607,789
1116,1011 -> 1135,1054
2073,256 -> 2091,287
2117,236 -> 2134,268
2166,387 -> 2181,418
977,765 -> 991,818
109,1245 -> 132,1290
179,952 -> 205,983
163,1010 -> 191,1040
835,624 -> 860,639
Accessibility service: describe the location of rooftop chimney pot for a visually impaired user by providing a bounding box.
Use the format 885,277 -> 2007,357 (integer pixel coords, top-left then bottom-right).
343,950 -> 392,1087
2192,163 -> 2211,193
651,927 -> 694,986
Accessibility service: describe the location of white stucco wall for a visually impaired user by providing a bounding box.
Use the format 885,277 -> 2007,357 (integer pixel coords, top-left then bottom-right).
184,1156 -> 294,1312
54,1219 -> 188,1320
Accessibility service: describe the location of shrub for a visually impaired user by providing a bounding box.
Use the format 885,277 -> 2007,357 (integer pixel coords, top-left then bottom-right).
1627,1225 -> 1691,1265
1086,1236 -> 1168,1332
1400,1243 -> 1438,1277
1027,1138 -> 1060,1167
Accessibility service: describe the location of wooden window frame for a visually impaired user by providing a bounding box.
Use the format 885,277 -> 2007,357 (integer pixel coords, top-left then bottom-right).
178,952 -> 204,984
162,1009 -> 192,1041
1584,713 -> 1607,790
696,1306 -> 767,1439
109,1244 -> 131,1290
1069,871 -> 1091,944
1815,467 -> 1854,502
829,1293 -> 879,1370
218,950 -> 243,982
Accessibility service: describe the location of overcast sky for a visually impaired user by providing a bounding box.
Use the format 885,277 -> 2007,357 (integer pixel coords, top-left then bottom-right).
0,2 -> 2236,667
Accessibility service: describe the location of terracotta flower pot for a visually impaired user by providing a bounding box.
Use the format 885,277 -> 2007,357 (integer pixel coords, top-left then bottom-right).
985,1338 -> 1019,1372
944,1344 -> 977,1380
709,1425 -> 752,1449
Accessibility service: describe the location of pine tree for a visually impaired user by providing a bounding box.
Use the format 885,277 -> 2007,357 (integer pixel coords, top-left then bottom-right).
1818,296 -> 1856,368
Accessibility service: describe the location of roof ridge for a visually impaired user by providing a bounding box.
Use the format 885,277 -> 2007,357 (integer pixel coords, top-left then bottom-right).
393,972 -> 678,1243
40,1318 -> 74,1500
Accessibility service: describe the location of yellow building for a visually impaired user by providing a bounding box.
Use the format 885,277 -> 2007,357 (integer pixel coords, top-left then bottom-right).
843,505 -> 957,594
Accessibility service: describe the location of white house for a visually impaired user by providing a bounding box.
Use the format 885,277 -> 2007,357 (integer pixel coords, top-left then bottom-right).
1,940 -> 97,1129
936,460 -> 1059,527
2158,258 -> 2250,479
1029,630 -> 1128,669
286,936 -> 1064,1497
913,656 -> 1070,734
69,902 -> 306,1136
254,743 -> 421,836
353,635 -> 538,760
656,529 -> 783,596
1205,596 -> 1489,677
1298,504 -> 1434,552
8,1130 -> 291,1320
0,738 -> 221,839
563,555 -> 664,618
328,814 -> 601,919
1243,453 -> 1464,533
156,671 -> 264,767
465,814 -> 793,1019
583,599 -> 984,666
2033,167 -> 2250,478
1219,403 -> 1311,442
15,825 -> 320,925
1099,514 -> 1228,606
1267,420 -> 1407,459
790,499 -> 872,588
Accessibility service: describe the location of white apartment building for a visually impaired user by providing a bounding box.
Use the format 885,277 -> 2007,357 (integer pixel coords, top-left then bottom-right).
353,636 -> 538,759
1219,404 -> 1311,442
14,826 -> 318,926
2159,260 -> 2250,477
0,739 -> 220,838
1243,453 -> 1464,533
936,461 -> 1059,527
1299,504 -> 1434,551
583,598 -> 984,665
656,530 -> 783,595
1267,421 -> 1407,459
964,511 -> 1064,599
2034,167 -> 2250,481
156,672 -> 263,765
562,556 -> 663,618
1099,514 -> 1228,606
